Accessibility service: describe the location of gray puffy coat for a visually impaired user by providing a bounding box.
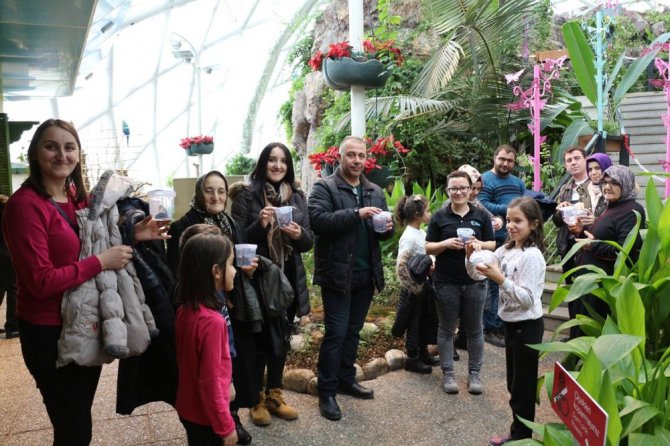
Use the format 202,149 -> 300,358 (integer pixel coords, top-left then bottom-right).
57,171 -> 159,367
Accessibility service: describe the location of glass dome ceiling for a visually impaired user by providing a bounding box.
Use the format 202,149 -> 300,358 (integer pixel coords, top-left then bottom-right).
1,0 -> 668,186
3,0 -> 323,186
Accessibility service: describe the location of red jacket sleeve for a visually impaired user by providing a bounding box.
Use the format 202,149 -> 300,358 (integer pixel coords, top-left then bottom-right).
197,313 -> 235,437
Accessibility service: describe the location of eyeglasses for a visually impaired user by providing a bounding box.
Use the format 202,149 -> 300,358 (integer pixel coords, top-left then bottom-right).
446,186 -> 471,194
496,156 -> 515,164
599,179 -> 620,188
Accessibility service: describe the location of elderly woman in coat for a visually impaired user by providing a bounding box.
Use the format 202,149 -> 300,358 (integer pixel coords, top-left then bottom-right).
568,164 -> 645,329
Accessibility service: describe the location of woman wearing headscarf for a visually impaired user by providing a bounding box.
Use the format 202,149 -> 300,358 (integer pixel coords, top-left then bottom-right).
229,142 -> 312,426
584,152 -> 613,218
569,165 -> 645,324
167,170 -> 258,445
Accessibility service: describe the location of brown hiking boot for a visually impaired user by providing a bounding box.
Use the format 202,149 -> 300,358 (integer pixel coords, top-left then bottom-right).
264,388 -> 298,420
250,392 -> 272,426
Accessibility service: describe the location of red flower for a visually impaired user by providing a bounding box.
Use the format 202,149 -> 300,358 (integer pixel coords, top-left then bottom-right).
308,146 -> 341,173
363,39 -> 376,54
180,135 -> 214,149
308,50 -> 324,71
364,157 -> 382,174
327,41 -> 352,59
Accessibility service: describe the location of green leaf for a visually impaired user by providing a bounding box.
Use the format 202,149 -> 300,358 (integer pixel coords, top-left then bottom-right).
604,52 -> 626,97
613,32 -> 670,108
559,118 -> 593,154
600,370 -> 623,446
530,337 -> 595,358
543,423 -> 575,446
620,397 -> 661,437
562,22 -> 596,106
563,274 -> 600,303
577,349 -> 603,394
592,334 -> 644,370
644,177 -> 663,228
629,433 -> 661,446
612,277 -> 646,340
613,212 -> 642,278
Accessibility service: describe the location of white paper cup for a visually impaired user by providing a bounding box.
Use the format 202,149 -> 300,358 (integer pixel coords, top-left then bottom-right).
372,211 -> 391,233
235,244 -> 257,267
456,227 -> 475,243
275,206 -> 293,228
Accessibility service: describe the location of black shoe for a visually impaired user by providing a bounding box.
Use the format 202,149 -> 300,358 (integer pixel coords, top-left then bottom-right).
5,330 -> 19,339
232,413 -> 252,445
419,347 -> 440,366
337,382 -> 374,399
404,356 -> 432,374
319,396 -> 341,421
452,350 -> 460,361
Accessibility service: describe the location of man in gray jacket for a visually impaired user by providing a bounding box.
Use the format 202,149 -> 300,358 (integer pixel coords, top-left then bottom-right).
308,136 -> 394,421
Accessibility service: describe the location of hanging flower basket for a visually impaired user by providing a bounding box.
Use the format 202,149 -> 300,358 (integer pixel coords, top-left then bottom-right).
190,143 -> 214,156
180,135 -> 214,157
322,57 -> 390,91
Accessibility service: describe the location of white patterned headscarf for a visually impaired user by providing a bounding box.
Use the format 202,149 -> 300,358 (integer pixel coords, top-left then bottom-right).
602,165 -> 638,202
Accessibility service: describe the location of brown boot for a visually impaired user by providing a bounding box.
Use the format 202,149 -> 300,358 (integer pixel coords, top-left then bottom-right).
250,391 -> 272,426
264,388 -> 298,420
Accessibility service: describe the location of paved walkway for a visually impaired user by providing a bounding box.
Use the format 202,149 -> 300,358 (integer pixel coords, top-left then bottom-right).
0,299 -> 563,445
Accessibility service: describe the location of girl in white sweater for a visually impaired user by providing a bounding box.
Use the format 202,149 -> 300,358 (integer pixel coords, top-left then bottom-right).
466,196 -> 546,445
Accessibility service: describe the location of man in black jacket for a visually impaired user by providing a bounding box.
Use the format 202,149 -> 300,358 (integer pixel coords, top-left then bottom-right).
308,136 -> 394,421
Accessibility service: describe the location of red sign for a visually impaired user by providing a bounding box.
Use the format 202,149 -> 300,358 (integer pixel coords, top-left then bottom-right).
551,362 -> 608,446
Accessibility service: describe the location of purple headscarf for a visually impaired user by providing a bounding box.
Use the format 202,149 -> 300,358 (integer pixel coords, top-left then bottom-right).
585,153 -> 613,173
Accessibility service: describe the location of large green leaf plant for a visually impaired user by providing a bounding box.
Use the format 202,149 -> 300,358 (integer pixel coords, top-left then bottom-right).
557,24 -> 670,150
507,179 -> 670,445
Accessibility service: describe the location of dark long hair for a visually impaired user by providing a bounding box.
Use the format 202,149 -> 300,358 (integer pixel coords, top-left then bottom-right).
503,196 -> 545,252
250,142 -> 297,190
177,233 -> 232,311
23,119 -> 87,202
395,194 -> 428,226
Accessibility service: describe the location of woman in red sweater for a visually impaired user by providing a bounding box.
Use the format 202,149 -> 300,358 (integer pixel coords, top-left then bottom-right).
2,119 -> 138,445
175,232 -> 238,445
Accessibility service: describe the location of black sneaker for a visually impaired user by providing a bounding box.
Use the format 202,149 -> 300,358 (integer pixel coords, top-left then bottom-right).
5,331 -> 19,340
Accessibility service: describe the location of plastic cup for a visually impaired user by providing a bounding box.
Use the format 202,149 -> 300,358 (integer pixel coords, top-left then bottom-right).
235,244 -> 257,267
456,227 -> 475,243
562,206 -> 577,225
147,188 -> 176,222
275,206 -> 293,228
372,211 -> 391,233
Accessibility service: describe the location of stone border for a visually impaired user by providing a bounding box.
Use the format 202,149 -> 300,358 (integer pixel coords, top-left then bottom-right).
282,348 -> 408,396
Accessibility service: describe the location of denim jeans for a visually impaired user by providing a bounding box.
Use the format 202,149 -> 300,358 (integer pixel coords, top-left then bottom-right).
434,281 -> 487,373
482,279 -> 504,333
317,270 -> 373,397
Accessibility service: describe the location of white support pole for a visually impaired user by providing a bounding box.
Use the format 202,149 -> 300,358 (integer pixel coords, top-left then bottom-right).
349,0 -> 365,137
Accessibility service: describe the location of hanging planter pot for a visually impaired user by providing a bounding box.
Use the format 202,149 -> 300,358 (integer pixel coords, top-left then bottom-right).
189,143 -> 214,156
322,57 -> 390,91
365,166 -> 394,188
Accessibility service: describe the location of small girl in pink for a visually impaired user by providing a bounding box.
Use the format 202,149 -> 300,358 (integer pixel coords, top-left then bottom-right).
175,232 -> 238,446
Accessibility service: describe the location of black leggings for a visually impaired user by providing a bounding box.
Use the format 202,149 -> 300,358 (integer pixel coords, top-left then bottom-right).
18,319 -> 102,446
180,417 -> 223,446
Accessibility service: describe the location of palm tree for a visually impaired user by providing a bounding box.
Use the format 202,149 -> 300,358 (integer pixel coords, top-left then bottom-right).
358,0 -> 538,146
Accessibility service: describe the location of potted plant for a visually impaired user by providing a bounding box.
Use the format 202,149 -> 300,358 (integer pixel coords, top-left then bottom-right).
180,135 -> 214,156
364,135 -> 411,187
308,39 -> 403,91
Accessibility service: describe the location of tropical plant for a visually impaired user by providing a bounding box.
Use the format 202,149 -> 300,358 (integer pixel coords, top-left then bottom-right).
225,153 -> 256,175
347,0 -> 536,147
515,178 -> 670,445
558,24 -> 670,148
